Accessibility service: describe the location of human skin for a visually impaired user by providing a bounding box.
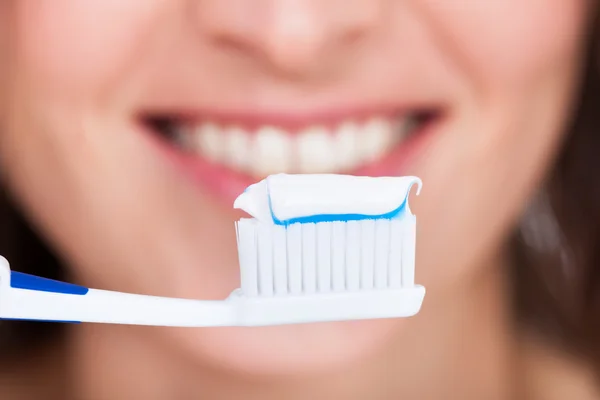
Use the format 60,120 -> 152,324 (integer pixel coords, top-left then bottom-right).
0,1 -> 594,399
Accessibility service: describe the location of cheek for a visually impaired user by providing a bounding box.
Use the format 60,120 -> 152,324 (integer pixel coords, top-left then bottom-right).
3,1 -> 175,190
420,0 -> 588,87
14,1 -> 168,98
408,1 -> 590,288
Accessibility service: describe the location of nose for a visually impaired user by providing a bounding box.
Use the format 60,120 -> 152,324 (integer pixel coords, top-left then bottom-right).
196,0 -> 382,79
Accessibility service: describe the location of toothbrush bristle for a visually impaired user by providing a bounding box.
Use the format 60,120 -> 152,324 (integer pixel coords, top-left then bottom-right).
235,217 -> 416,297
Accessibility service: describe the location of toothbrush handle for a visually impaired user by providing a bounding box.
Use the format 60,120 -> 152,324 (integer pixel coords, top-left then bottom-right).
0,257 -> 235,327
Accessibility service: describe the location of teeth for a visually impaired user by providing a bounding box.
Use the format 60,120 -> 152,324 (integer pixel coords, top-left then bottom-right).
173,125 -> 195,150
297,126 -> 337,173
225,126 -> 250,172
252,126 -> 292,177
334,122 -> 358,171
195,122 -> 223,162
358,118 -> 394,163
172,115 -> 418,176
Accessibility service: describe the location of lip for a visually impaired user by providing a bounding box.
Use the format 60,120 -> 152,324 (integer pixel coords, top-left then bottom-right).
137,106 -> 443,204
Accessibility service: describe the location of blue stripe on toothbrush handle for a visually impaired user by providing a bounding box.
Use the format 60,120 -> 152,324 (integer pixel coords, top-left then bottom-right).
10,271 -> 89,295
0,318 -> 81,324
3,272 -> 87,323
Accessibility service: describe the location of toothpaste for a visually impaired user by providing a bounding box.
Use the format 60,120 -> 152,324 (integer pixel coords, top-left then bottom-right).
233,174 -> 422,225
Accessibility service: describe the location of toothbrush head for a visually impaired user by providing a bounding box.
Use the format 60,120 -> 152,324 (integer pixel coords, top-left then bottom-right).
230,174 -> 425,326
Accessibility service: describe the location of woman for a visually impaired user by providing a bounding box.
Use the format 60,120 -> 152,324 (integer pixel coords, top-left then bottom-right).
1,1 -> 599,399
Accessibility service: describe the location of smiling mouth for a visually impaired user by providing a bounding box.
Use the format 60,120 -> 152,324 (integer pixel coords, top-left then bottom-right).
142,108 -> 439,182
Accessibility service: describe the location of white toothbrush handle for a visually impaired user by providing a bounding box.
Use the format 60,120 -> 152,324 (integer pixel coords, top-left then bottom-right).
0,257 -> 235,327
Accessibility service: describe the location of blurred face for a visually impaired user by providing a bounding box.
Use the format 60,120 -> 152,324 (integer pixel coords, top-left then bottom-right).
0,0 -> 590,375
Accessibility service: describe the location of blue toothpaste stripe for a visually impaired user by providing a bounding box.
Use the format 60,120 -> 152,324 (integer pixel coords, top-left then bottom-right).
271,202 -> 407,225
267,182 -> 410,226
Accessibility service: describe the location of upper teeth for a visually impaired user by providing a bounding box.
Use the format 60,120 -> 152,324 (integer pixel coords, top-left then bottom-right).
174,116 -> 417,177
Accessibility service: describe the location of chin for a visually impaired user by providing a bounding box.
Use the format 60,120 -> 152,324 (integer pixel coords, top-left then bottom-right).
165,318 -> 401,375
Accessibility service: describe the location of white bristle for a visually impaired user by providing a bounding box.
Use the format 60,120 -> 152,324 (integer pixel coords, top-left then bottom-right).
345,221 -> 361,291
235,217 -> 417,297
401,215 -> 417,287
388,221 -> 404,288
236,219 -> 258,296
257,223 -> 274,296
331,221 -> 346,292
302,223 -> 317,293
273,225 -> 288,295
373,219 -> 391,289
360,220 -> 376,290
286,223 -> 303,295
316,223 -> 332,292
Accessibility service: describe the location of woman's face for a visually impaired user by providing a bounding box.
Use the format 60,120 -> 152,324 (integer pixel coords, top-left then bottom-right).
0,1 -> 589,375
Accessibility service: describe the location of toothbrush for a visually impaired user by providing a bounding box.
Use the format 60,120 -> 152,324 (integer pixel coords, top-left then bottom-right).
0,174 -> 425,327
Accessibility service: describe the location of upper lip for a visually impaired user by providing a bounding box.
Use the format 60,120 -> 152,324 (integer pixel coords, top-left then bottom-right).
142,103 -> 439,132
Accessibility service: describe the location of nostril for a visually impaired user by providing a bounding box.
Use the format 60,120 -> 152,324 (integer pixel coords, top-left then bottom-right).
194,1 -> 383,79
192,1 -> 260,53
210,32 -> 251,55
343,26 -> 368,46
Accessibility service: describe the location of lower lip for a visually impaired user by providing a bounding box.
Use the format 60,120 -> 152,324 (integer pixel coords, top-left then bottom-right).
139,117 -> 441,205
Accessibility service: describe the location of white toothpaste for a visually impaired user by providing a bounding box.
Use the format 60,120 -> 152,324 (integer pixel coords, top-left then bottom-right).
233,173 -> 422,225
